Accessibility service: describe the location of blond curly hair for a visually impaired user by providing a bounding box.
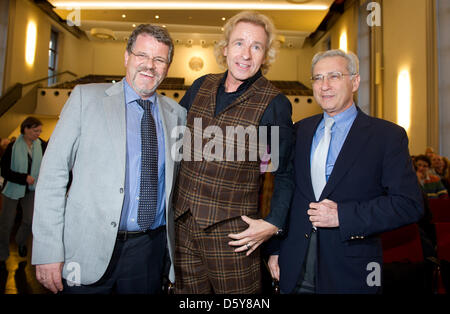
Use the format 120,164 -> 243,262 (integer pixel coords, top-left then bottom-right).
214,11 -> 278,75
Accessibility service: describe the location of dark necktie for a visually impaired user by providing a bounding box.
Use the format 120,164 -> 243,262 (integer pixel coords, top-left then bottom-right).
137,99 -> 158,230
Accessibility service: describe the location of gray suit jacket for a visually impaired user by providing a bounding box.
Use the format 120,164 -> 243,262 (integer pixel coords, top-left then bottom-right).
31,79 -> 186,285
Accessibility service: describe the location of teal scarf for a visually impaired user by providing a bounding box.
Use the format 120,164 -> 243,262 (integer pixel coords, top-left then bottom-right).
2,134 -> 43,200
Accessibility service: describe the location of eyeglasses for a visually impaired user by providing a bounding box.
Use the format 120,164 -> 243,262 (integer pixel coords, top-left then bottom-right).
311,71 -> 356,84
130,50 -> 169,67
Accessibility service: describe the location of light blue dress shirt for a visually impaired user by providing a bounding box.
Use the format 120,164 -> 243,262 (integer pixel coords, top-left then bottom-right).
119,80 -> 166,231
310,104 -> 358,181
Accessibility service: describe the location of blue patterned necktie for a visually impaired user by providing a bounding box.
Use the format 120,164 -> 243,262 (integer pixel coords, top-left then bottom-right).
137,99 -> 158,231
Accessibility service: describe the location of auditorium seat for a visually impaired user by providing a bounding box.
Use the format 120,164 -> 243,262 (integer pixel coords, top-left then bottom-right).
434,222 -> 450,293
381,223 -> 436,293
429,199 -> 450,223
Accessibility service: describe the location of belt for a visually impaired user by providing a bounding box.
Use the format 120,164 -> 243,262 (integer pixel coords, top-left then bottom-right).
116,225 -> 165,241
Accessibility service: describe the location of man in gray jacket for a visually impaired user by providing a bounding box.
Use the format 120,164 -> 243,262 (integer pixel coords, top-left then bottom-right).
32,24 -> 186,294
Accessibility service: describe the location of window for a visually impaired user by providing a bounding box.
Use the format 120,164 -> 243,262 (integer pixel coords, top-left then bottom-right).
48,29 -> 58,86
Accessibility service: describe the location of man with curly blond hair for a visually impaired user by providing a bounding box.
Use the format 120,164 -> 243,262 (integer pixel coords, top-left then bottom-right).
173,11 -> 294,293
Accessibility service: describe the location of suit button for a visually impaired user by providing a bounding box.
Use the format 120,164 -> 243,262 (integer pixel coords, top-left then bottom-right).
305,233 -> 309,239
119,188 -> 124,193
111,222 -> 117,228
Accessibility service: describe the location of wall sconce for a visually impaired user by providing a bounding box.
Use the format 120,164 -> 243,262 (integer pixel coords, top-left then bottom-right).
397,69 -> 411,133
25,21 -> 37,66
339,30 -> 347,52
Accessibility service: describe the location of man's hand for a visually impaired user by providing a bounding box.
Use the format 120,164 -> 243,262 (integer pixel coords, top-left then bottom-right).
228,216 -> 278,256
416,171 -> 424,181
26,175 -> 35,185
308,199 -> 339,228
36,262 -> 64,294
268,255 -> 280,281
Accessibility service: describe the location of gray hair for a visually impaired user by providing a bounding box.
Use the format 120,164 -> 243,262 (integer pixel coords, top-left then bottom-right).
126,24 -> 174,64
311,49 -> 359,75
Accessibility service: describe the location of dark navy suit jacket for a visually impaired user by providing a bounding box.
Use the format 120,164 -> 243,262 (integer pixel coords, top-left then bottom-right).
274,108 -> 423,294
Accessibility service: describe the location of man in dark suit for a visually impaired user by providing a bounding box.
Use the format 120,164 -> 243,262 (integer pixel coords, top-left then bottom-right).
267,49 -> 423,294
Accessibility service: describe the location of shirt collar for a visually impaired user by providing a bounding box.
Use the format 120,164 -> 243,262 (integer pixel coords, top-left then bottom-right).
323,103 -> 357,130
123,79 -> 157,106
219,69 -> 262,94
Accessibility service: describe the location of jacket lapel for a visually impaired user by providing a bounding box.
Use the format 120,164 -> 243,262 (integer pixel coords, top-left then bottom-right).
320,109 -> 372,199
103,80 -> 126,172
157,94 -> 178,205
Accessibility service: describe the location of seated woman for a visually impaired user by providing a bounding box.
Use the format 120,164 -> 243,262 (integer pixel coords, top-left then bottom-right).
415,154 -> 449,199
431,154 -> 450,191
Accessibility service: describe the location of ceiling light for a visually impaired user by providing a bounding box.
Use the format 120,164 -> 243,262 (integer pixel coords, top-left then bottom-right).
132,24 -> 136,27
50,1 -> 329,10
155,15 -> 159,19
122,14 -> 126,18
90,28 -> 116,40
222,17 -> 226,21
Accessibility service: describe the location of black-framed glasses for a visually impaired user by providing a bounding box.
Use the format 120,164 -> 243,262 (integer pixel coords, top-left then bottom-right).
130,50 -> 169,67
311,71 -> 356,84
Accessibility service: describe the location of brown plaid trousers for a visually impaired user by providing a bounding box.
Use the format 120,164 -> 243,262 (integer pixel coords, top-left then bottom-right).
174,212 -> 261,294
173,73 -> 280,293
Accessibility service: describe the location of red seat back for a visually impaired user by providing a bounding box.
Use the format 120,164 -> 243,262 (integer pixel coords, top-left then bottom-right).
381,223 -> 423,263
429,199 -> 450,222
435,222 -> 450,261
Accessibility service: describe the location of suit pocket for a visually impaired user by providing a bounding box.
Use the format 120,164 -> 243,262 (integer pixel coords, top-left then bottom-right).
344,237 -> 382,257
